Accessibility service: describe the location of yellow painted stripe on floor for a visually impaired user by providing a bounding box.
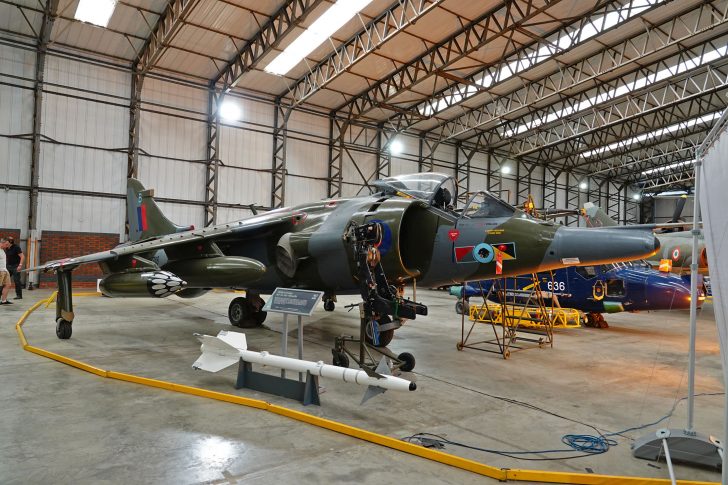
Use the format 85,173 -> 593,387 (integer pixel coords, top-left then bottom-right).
505,468 -> 716,485
14,296 -> 720,485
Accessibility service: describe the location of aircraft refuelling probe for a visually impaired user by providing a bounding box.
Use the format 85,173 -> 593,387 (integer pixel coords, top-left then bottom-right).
193,330 -> 415,401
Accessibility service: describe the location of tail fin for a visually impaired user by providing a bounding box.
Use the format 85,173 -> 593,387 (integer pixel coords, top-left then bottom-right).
127,178 -> 190,242
582,202 -> 619,228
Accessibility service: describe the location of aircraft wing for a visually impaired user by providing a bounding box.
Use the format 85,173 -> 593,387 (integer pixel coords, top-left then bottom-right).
25,211 -> 294,273
588,222 -> 698,231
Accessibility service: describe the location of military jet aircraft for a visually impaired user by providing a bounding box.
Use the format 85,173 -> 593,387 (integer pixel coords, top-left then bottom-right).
451,261 -> 704,328
581,202 -> 707,270
30,173 -> 660,343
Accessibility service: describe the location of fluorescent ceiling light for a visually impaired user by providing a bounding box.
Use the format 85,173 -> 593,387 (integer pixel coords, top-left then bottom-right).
389,139 -> 403,155
265,0 -> 373,76
74,0 -> 117,28
219,101 -> 241,121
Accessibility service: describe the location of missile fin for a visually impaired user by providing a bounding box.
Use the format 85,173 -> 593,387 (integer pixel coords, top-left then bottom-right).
361,385 -> 386,405
192,352 -> 238,372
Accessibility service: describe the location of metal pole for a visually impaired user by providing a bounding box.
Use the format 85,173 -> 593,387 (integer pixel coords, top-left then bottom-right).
661,438 -> 677,485
687,156 -> 702,431
297,315 -> 303,382
281,313 -> 288,379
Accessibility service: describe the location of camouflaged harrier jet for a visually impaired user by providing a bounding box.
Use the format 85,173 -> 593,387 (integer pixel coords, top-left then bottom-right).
30,173 -> 660,341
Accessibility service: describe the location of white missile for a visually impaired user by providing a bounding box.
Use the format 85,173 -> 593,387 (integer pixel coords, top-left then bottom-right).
192,330 -> 416,402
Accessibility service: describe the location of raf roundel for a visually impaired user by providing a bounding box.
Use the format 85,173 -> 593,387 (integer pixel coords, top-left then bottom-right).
672,248 -> 681,261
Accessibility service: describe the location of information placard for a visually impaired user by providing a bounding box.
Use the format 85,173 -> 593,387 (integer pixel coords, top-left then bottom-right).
262,288 -> 324,316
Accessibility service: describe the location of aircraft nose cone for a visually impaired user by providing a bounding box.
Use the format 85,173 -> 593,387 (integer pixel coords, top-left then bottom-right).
545,227 -> 659,268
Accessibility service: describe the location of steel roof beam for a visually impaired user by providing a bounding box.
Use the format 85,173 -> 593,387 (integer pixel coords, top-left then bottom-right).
213,0 -> 324,90
517,92 -> 726,169
484,50 -> 728,156
394,0 -> 658,133
331,0 -> 556,122
429,0 -> 728,144
285,0 -> 445,108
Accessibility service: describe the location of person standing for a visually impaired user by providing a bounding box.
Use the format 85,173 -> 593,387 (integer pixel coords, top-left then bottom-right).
0,238 -> 12,305
5,236 -> 24,299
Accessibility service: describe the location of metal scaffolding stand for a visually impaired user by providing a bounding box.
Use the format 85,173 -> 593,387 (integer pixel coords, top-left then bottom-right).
456,274 -> 555,359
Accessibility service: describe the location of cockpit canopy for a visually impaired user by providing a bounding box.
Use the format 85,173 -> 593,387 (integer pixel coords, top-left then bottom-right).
372,173 -> 519,218
372,173 -> 457,209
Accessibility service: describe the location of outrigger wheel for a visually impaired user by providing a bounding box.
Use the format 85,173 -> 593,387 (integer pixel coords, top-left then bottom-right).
56,318 -> 72,339
332,350 -> 349,368
228,296 -> 267,328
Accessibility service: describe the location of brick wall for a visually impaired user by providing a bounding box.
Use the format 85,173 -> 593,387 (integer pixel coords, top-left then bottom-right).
0,228 -> 21,243
39,231 -> 121,288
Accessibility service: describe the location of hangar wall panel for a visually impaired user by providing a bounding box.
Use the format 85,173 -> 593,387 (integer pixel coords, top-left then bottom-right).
37,193 -> 125,235
1,44 -> 36,236
143,77 -> 207,114
138,78 -> 207,204
39,143 -> 126,194
286,177 -> 328,206
138,155 -> 206,202
45,55 -> 129,98
219,124 -> 271,170
654,197 -> 694,223
217,166 -> 270,207
155,201 -> 205,229
0,137 -> 31,186
286,137 -> 329,180
0,190 -> 30,234
217,206 -> 255,224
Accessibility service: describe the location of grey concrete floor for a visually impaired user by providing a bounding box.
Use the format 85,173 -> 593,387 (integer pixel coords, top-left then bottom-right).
0,288 -> 724,484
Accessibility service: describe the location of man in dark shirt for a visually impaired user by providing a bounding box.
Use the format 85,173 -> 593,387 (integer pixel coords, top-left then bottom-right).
5,236 -> 24,300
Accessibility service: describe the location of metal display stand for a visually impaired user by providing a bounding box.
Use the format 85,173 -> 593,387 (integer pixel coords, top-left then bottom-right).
632,124 -> 723,475
233,287 -> 323,406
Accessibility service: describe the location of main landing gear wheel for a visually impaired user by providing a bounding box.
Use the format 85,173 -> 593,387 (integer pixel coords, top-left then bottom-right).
323,300 -> 335,312
455,300 -> 469,315
332,350 -> 349,368
397,352 -> 415,372
365,315 -> 394,347
56,318 -> 72,339
228,297 -> 267,328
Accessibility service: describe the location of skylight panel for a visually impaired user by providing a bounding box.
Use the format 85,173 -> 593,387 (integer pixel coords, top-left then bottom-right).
419,0 -> 665,117
265,0 -> 373,76
74,0 -> 117,28
501,45 -> 728,139
581,111 -> 722,159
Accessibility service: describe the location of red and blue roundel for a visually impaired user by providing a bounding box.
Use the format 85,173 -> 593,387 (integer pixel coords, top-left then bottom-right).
369,219 -> 392,255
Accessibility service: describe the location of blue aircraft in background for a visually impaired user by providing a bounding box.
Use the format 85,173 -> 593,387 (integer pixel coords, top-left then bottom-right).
450,261 -> 705,328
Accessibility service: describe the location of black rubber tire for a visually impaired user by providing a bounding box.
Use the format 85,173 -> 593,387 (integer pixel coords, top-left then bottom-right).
397,352 -> 416,372
455,300 -> 469,315
323,300 -> 335,312
228,297 -> 250,327
332,351 -> 349,368
228,297 -> 265,328
56,318 -> 72,339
